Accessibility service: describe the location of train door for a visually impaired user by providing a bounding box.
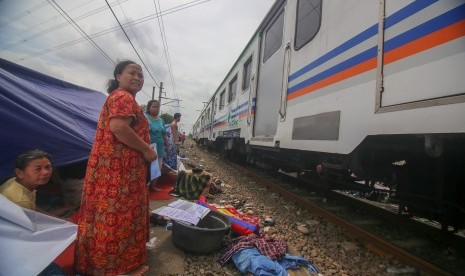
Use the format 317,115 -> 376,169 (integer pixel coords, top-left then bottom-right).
253,3 -> 286,138
376,0 -> 465,113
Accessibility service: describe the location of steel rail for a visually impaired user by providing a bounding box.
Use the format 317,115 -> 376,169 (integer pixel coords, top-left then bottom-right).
228,162 -> 451,276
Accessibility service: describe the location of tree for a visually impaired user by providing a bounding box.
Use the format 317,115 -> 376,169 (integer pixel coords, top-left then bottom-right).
160,113 -> 173,124
140,104 -> 147,113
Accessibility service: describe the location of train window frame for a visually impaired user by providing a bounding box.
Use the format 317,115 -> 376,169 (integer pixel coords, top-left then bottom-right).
263,9 -> 285,63
228,75 -> 238,103
219,89 -> 226,110
242,55 -> 253,92
294,0 -> 322,50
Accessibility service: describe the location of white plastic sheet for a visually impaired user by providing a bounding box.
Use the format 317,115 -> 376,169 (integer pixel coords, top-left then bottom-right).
0,195 -> 77,276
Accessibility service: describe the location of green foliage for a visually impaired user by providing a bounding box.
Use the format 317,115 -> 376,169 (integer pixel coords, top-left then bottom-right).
160,113 -> 173,124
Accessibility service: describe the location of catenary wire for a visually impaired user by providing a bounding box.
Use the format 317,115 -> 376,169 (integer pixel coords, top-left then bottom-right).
47,0 -> 114,65
117,0 -> 161,86
104,0 -> 160,88
154,0 -> 178,108
2,0 -> 211,51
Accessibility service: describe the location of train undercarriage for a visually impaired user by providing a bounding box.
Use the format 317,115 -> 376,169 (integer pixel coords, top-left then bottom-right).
199,134 -> 465,232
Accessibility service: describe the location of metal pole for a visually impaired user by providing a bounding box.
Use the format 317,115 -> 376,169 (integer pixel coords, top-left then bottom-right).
158,82 -> 163,105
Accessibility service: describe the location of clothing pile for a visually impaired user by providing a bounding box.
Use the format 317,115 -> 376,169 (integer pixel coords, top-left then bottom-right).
218,233 -> 319,275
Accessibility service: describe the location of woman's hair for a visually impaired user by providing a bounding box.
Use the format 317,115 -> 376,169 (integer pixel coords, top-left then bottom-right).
173,113 -> 181,120
14,149 -> 52,171
146,99 -> 160,114
106,60 -> 138,93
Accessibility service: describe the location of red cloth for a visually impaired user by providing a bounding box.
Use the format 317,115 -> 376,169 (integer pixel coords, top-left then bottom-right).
54,242 -> 76,276
148,174 -> 176,200
74,89 -> 149,275
54,210 -> 80,276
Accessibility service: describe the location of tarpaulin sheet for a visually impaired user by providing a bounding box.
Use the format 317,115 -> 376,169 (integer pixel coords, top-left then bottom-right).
0,58 -> 106,179
0,194 -> 77,276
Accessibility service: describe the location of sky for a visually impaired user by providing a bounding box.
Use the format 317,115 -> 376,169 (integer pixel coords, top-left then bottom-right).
0,0 -> 275,133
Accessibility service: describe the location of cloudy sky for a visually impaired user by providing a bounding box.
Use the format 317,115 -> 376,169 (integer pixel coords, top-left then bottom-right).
0,0 -> 275,133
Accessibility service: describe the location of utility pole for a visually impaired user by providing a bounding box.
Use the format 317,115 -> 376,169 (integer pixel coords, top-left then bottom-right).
151,86 -> 156,100
158,82 -> 163,105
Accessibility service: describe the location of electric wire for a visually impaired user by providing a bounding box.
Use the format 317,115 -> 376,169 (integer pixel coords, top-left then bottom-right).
154,0 -> 179,109
0,0 -> 123,51
104,0 -> 160,88
154,0 -> 176,92
0,1 -> 49,29
116,0 -> 161,86
47,0 -> 114,65
2,0 -> 212,52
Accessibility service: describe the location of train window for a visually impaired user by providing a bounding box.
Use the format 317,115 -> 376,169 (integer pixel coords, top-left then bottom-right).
228,75 -> 237,103
219,90 -> 226,110
295,0 -> 322,50
263,9 -> 284,63
242,56 -> 253,91
212,97 -> 217,114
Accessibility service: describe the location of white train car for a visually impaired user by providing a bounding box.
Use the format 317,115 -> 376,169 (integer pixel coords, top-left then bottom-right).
195,0 -> 465,229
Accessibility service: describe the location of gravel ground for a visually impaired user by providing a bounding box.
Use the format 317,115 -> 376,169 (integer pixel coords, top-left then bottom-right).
178,139 -> 412,276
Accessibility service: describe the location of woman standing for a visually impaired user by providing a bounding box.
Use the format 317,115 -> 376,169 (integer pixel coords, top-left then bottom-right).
163,113 -> 181,171
146,99 -> 168,191
74,60 -> 156,276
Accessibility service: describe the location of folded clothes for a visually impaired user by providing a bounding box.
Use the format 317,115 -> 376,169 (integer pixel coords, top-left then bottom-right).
197,196 -> 260,236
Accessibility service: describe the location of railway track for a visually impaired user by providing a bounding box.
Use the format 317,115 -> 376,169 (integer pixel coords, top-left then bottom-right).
226,161 -> 465,276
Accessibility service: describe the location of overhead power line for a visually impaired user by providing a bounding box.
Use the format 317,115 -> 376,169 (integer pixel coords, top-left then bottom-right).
1,0 -> 127,51
47,0 -> 114,65
154,0 -> 178,104
117,0 -> 161,85
3,0 -> 212,52
104,0 -> 160,88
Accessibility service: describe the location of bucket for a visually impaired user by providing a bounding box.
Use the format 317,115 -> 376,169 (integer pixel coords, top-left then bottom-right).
171,210 -> 231,254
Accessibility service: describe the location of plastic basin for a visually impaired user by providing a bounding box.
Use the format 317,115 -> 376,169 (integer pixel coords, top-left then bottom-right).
171,210 -> 231,254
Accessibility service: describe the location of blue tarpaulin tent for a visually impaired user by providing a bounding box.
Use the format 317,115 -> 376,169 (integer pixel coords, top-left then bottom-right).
0,58 -> 106,180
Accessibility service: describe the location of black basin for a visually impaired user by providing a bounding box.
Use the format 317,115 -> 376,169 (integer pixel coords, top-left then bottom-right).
171,210 -> 231,254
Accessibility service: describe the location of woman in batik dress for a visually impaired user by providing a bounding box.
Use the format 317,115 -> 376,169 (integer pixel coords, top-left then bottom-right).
74,60 -> 157,276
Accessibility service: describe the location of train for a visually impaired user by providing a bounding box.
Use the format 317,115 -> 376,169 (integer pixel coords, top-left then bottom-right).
193,0 -> 465,231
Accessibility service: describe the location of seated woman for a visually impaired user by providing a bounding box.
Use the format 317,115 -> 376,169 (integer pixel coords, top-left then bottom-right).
0,149 -> 74,217
0,149 -> 73,276
172,167 -> 212,200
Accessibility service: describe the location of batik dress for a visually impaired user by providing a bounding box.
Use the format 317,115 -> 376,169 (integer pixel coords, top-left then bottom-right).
163,124 -> 177,171
75,88 -> 150,275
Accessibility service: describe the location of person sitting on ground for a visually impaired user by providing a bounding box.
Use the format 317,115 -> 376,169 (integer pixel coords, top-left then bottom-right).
171,167 -> 212,199
0,149 -> 75,217
0,149 -> 74,276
